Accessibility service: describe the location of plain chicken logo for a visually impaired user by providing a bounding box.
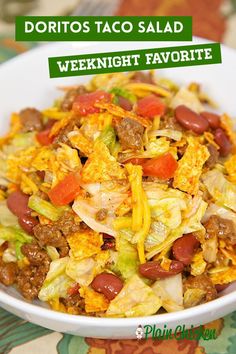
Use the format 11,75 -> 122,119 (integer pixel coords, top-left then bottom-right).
135,325 -> 144,340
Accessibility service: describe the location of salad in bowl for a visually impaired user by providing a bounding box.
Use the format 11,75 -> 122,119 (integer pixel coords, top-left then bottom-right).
0,70 -> 236,318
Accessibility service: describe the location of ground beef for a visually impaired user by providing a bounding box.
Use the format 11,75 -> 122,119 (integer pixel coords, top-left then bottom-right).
205,144 -> 219,169
55,211 -> 80,236
115,117 -> 144,151
60,86 -> 87,111
17,263 -> 49,300
131,71 -> 154,84
184,274 -> 217,303
96,208 -> 108,221
0,258 -> 18,286
61,293 -> 85,313
159,114 -> 183,131
16,243 -> 50,300
33,212 -> 80,257
33,223 -> 69,257
19,108 -> 43,132
21,243 -> 50,266
203,215 -> 236,245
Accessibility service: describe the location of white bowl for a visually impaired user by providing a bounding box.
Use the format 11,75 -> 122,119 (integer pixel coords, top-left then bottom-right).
0,38 -> 236,339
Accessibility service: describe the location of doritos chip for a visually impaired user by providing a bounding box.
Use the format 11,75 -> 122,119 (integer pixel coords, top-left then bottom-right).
209,267 -> 236,285
95,102 -> 151,127
67,230 -> 103,260
79,286 -> 109,312
173,137 -> 209,195
225,154 -> 236,183
81,141 -> 126,183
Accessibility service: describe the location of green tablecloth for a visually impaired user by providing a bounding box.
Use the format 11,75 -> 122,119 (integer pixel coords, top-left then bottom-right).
1,307 -> 236,354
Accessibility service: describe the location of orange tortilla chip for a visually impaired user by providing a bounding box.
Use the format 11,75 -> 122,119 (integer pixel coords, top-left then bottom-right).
209,267 -> 236,285
173,137 -> 209,195
67,230 -> 103,260
79,286 -> 109,313
81,141 -> 126,183
95,102 -> 151,127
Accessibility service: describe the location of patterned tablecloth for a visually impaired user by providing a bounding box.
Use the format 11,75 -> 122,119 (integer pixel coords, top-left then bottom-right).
1,0 -> 236,353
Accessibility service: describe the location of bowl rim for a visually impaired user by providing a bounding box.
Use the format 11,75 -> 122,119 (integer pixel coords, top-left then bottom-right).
1,285 -> 236,326
1,36 -> 236,326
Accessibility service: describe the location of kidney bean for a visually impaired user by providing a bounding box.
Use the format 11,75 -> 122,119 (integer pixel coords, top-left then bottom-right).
18,215 -> 39,235
200,111 -> 221,129
172,233 -> 200,265
214,128 -> 232,156
174,105 -> 209,134
139,260 -> 184,280
91,273 -> 123,300
215,283 -> 231,293
117,96 -> 133,111
7,191 -> 31,218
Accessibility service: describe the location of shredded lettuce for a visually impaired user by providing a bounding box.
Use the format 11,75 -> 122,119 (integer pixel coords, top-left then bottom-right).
110,87 -> 137,103
106,275 -> 162,317
66,257 -> 96,286
170,87 -> 203,113
202,169 -> 236,212
28,195 -> 64,221
98,126 -> 116,153
15,241 -> 24,260
2,244 -> 17,263
182,199 -> 208,234
146,226 -> 184,260
145,221 -> 169,251
150,197 -> 186,229
145,137 -> 171,158
0,225 -> 32,261
73,183 -> 128,237
2,132 -> 36,155
46,246 -> 60,261
66,251 -> 110,286
152,274 -> 184,312
0,225 -> 32,243
145,184 -> 187,229
73,198 -> 116,237
116,234 -> 139,279
148,129 -> 182,141
0,201 -> 18,227
39,257 -> 73,301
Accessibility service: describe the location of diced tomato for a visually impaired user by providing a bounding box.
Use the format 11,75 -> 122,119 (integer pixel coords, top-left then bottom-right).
67,283 -> 80,296
48,172 -> 81,206
136,95 -> 166,118
125,158 -> 147,165
142,153 -> 178,179
73,90 -> 111,116
36,129 -> 53,146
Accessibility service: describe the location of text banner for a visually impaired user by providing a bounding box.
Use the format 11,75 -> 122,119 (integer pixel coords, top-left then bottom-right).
15,16 -> 192,41
48,43 -> 222,78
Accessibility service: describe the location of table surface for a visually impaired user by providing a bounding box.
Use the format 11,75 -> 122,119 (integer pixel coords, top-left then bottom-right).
1,0 -> 236,353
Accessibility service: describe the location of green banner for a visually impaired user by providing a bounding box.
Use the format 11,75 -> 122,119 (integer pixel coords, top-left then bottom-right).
48,43 -> 221,79
15,16 -> 192,41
